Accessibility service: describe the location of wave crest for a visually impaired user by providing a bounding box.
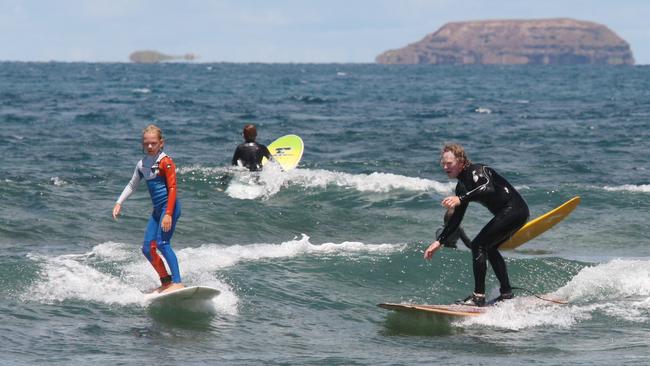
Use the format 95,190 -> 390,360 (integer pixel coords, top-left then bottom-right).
180,164 -> 454,200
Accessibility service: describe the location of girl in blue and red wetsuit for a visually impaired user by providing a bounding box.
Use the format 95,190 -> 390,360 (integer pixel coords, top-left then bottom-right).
112,124 -> 184,293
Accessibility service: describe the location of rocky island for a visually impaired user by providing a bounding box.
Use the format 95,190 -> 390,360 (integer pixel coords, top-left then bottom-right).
376,18 -> 634,65
129,50 -> 197,64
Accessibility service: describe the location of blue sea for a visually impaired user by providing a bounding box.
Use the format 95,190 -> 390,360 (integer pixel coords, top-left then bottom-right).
1,62 -> 649,365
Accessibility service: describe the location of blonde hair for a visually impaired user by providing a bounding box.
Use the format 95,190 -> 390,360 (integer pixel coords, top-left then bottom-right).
142,124 -> 163,141
441,143 -> 471,168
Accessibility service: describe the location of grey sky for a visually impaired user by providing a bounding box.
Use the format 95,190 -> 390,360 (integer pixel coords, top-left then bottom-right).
1,0 -> 648,64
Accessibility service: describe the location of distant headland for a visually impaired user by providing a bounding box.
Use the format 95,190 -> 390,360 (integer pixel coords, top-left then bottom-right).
129,50 -> 197,64
376,18 -> 634,65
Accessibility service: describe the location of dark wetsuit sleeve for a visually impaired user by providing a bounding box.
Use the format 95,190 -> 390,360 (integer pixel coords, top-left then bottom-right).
459,228 -> 472,248
232,146 -> 242,166
262,145 -> 272,160
436,185 -> 469,243
458,165 -> 495,204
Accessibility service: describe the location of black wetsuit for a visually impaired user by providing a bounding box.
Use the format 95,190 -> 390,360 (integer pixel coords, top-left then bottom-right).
437,163 -> 529,295
231,142 -> 272,171
436,211 -> 472,249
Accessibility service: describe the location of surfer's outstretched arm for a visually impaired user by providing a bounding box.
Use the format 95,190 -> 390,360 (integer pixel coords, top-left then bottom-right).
424,240 -> 441,260
113,166 -> 141,219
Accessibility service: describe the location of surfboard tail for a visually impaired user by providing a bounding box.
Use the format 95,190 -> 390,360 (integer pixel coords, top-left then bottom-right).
500,196 -> 581,250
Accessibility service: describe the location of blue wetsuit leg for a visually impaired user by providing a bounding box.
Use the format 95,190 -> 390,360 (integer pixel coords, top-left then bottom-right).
142,212 -> 171,281
142,215 -> 159,261
156,202 -> 182,283
141,203 -> 182,283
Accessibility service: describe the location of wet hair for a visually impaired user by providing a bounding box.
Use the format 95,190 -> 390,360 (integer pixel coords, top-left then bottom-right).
243,124 -> 257,142
143,124 -> 163,141
142,124 -> 164,153
441,143 -> 471,168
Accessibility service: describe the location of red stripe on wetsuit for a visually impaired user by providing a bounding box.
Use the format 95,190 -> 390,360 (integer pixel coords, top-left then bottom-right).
159,156 -> 177,216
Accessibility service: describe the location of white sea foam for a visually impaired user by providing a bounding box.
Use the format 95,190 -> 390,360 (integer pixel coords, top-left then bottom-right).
49,176 -> 66,186
461,297 -> 590,330
213,163 -> 455,200
85,241 -> 134,261
24,247 -> 238,313
25,235 -> 404,314
603,184 -> 650,193
25,253 -> 144,306
462,259 -> 650,330
225,163 -> 283,200
556,259 -> 650,301
180,234 -> 404,268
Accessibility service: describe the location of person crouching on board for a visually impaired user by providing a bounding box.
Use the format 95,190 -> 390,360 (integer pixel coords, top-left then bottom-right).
231,124 -> 272,171
424,143 -> 529,307
112,124 -> 184,294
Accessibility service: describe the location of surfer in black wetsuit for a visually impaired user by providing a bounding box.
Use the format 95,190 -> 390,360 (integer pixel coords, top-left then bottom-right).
436,209 -> 472,249
424,143 -> 529,307
232,124 -> 272,171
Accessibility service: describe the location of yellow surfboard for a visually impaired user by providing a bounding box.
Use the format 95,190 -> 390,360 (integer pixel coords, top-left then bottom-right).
500,196 -> 581,250
262,134 -> 304,171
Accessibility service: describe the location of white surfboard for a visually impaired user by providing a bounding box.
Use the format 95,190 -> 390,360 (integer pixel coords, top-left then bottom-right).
147,286 -> 220,307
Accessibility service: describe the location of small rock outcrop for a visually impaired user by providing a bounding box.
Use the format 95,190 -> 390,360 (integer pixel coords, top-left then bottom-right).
129,50 -> 197,64
376,18 -> 634,65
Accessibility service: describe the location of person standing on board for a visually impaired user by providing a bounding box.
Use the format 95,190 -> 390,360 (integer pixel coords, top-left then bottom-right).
424,143 -> 529,306
112,124 -> 184,293
232,124 -> 272,171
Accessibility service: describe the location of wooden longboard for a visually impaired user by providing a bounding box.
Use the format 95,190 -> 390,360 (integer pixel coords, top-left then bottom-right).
500,196 -> 581,250
378,303 -> 486,317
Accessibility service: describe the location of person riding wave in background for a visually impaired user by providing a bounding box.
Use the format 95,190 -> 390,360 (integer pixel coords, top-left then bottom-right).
232,124 -> 272,171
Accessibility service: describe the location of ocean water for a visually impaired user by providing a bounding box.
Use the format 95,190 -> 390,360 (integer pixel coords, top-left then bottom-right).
1,62 -> 649,365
